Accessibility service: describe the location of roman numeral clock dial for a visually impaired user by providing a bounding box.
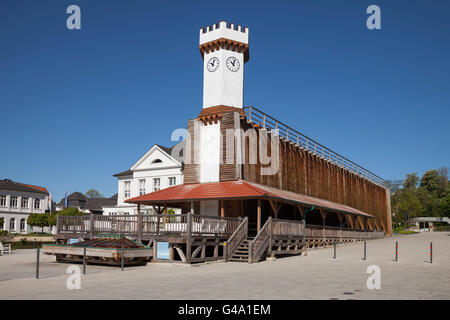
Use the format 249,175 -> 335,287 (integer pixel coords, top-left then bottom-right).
207,57 -> 219,72
226,56 -> 240,72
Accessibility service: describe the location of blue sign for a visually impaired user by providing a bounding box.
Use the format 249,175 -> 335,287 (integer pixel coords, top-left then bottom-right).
68,238 -> 79,245
157,242 -> 170,260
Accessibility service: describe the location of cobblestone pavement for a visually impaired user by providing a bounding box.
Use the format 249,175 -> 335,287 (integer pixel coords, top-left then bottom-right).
0,232 -> 449,299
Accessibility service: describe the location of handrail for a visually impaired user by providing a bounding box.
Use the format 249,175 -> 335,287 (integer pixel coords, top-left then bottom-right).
224,217 -> 248,261
249,217 -> 272,264
244,106 -> 386,187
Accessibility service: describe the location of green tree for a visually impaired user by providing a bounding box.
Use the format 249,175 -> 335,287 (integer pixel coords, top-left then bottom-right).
420,170 -> 441,195
27,213 -> 50,233
403,173 -> 419,190
85,189 -> 104,198
396,191 -> 422,223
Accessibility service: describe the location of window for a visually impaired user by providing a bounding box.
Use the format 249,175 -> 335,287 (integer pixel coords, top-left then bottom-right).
10,218 -> 15,231
21,197 -> 29,208
153,178 -> 160,191
124,181 -> 131,198
20,218 -> 26,231
0,196 -> 6,207
139,179 -> 146,196
34,199 -> 41,209
151,159 -> 162,164
168,177 -> 176,186
10,196 -> 18,208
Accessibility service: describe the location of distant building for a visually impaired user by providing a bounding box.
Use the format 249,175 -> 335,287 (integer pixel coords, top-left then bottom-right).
56,192 -> 117,215
102,143 -> 184,215
0,179 -> 51,234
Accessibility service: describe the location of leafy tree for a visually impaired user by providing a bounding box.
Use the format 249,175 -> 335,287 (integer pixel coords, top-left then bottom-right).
403,173 -> 419,190
85,189 -> 104,198
396,191 -> 422,222
420,170 -> 441,195
27,213 -> 50,233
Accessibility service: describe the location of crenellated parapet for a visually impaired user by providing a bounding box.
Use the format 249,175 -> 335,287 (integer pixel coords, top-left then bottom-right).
199,21 -> 250,62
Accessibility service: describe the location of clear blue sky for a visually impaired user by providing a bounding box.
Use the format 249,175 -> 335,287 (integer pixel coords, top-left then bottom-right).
0,0 -> 449,202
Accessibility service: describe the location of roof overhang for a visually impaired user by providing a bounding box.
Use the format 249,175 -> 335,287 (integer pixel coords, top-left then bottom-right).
126,180 -> 374,219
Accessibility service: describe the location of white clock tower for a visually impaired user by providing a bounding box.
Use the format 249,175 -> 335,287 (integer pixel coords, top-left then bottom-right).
199,21 -> 249,108
190,21 -> 249,216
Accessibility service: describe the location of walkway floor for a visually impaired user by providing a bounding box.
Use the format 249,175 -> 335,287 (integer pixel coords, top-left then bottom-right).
0,232 -> 449,299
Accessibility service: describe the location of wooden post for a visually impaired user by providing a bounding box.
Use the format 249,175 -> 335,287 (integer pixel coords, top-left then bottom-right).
89,213 -> 94,239
137,204 -> 142,241
56,215 -> 61,235
257,199 -> 262,233
186,203 -> 193,264
163,203 -> 167,226
319,209 -> 327,240
220,200 -> 224,218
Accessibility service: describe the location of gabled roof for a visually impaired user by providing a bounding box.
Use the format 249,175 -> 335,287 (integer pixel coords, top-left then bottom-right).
0,179 -> 49,194
57,192 -> 117,210
113,169 -> 133,177
57,192 -> 87,208
125,180 -> 374,218
113,141 -> 184,178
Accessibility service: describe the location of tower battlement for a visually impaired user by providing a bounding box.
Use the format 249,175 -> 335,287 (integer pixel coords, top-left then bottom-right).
200,21 -> 249,45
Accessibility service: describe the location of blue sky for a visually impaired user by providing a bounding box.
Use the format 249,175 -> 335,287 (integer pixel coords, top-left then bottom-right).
0,0 -> 449,202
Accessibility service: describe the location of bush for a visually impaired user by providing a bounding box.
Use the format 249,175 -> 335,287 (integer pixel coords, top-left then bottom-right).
0,230 -> 8,236
434,225 -> 450,232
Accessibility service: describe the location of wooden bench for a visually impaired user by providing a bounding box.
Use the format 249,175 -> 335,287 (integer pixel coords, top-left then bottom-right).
0,242 -> 12,255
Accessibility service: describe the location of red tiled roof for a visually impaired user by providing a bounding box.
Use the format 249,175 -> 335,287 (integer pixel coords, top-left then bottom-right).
126,180 -> 373,218
21,183 -> 48,193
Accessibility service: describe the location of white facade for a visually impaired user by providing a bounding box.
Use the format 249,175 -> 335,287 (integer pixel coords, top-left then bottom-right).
201,21 -> 249,109
0,186 -> 50,234
102,145 -> 184,216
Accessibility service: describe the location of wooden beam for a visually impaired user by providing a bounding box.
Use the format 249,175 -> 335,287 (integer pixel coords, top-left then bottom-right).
297,206 -> 304,220
268,200 -> 280,219
257,199 -> 262,233
345,214 -> 354,229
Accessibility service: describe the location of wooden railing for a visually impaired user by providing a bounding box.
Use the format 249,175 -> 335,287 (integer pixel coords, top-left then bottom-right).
249,218 -> 306,263
272,218 -> 304,238
57,213 -> 241,238
249,217 -> 273,264
305,224 -> 385,241
224,217 -> 248,261
244,106 -> 386,187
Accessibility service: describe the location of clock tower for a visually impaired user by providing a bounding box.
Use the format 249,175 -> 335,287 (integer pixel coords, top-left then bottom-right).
199,21 -> 249,109
184,21 -> 250,216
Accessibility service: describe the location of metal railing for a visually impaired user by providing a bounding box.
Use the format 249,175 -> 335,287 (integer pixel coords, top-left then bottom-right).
244,106 -> 386,187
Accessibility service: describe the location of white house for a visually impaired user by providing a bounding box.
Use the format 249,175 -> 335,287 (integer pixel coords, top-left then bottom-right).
0,179 -> 51,234
102,143 -> 184,215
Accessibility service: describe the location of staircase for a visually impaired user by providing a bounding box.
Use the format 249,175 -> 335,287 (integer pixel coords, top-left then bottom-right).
229,237 -> 254,262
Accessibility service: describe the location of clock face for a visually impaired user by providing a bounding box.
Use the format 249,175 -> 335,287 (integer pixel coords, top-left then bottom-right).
207,57 -> 219,72
226,56 -> 240,72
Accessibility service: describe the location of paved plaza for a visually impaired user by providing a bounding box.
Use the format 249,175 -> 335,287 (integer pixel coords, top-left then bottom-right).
0,232 -> 449,300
